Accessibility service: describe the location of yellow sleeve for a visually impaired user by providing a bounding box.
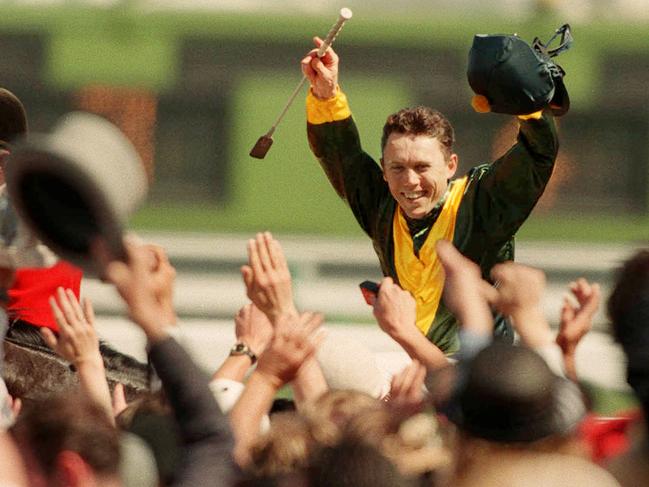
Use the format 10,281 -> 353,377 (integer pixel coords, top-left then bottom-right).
517,110 -> 544,121
306,87 -> 352,125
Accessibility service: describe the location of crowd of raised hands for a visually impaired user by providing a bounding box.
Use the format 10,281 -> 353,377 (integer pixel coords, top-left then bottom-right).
2,231 -> 647,487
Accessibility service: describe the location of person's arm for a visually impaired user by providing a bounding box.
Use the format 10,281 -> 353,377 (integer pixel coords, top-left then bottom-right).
490,261 -> 566,377
210,303 -> 274,418
302,37 -> 390,236
490,262 -> 554,347
149,337 -> 237,487
472,111 -> 559,244
212,303 -> 273,384
41,288 -> 113,424
103,240 -> 239,486
385,360 -> 427,415
229,312 -> 323,467
240,232 -> 298,326
239,232 -> 329,409
372,277 -> 448,370
436,240 -> 499,361
556,278 -> 601,381
291,356 -> 329,408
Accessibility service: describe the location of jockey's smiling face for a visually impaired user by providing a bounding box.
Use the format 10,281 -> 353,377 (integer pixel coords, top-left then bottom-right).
381,134 -> 458,220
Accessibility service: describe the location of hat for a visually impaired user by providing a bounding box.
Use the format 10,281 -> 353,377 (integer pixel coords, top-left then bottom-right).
0,88 -> 27,148
443,343 -> 586,443
467,24 -> 572,116
5,111 -> 147,275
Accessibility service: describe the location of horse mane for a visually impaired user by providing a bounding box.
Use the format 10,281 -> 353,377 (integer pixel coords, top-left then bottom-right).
3,325 -> 151,403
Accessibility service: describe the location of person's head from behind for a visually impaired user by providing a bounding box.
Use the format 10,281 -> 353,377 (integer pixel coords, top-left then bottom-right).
345,407 -> 451,484
608,250 -> 649,417
247,412 -> 315,479
308,439 -> 414,487
445,342 -> 586,446
11,393 -> 121,487
302,389 -> 381,446
380,107 -> 458,220
0,88 -> 28,184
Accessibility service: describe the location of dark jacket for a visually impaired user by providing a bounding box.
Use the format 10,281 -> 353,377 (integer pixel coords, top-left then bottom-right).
307,97 -> 558,353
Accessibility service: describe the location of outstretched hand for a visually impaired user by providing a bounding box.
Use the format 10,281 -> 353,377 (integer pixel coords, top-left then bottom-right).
44,286 -> 114,422
557,278 -> 601,357
42,287 -> 101,368
490,261 -> 553,347
386,360 -> 427,415
255,312 -> 324,389
372,277 -> 447,369
143,243 -> 177,323
490,261 -> 546,316
241,232 -> 297,325
301,36 -> 339,100
373,276 -> 417,342
102,239 -> 178,343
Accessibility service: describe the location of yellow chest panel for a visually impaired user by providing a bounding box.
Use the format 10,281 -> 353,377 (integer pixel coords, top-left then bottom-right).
392,176 -> 468,334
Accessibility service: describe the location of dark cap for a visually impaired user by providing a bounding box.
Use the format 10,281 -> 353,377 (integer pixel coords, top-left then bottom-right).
0,88 -> 28,147
467,24 -> 572,116
443,343 -> 586,443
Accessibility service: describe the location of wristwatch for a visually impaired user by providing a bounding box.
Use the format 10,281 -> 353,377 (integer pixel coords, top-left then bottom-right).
229,342 -> 257,364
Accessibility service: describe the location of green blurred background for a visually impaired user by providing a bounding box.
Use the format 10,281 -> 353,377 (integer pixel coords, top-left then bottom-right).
1,1 -> 648,241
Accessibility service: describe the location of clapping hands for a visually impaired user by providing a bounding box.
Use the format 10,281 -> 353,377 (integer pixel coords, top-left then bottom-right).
241,232 -> 298,325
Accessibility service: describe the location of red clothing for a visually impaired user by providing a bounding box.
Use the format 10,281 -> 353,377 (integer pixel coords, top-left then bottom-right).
579,410 -> 643,463
7,261 -> 83,331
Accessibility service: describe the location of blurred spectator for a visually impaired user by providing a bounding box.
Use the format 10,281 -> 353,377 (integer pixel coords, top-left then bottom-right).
605,250 -> 649,485
303,389 -> 381,446
247,412 -> 315,478
0,88 -> 83,345
0,87 -> 149,402
11,393 -> 122,487
0,427 -> 29,487
441,342 -> 617,487
372,276 -> 447,370
102,238 -> 239,486
229,310 -> 323,466
241,232 -> 328,408
345,407 -> 452,484
308,439 -> 414,487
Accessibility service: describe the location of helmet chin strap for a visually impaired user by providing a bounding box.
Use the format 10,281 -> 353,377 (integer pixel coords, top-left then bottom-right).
532,24 -> 573,61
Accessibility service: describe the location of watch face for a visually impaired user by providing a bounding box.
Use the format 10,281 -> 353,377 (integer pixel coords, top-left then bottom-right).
230,342 -> 256,363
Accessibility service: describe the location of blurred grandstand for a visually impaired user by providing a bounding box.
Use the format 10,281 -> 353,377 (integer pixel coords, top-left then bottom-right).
3,1 -> 649,22
0,0 -> 648,239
